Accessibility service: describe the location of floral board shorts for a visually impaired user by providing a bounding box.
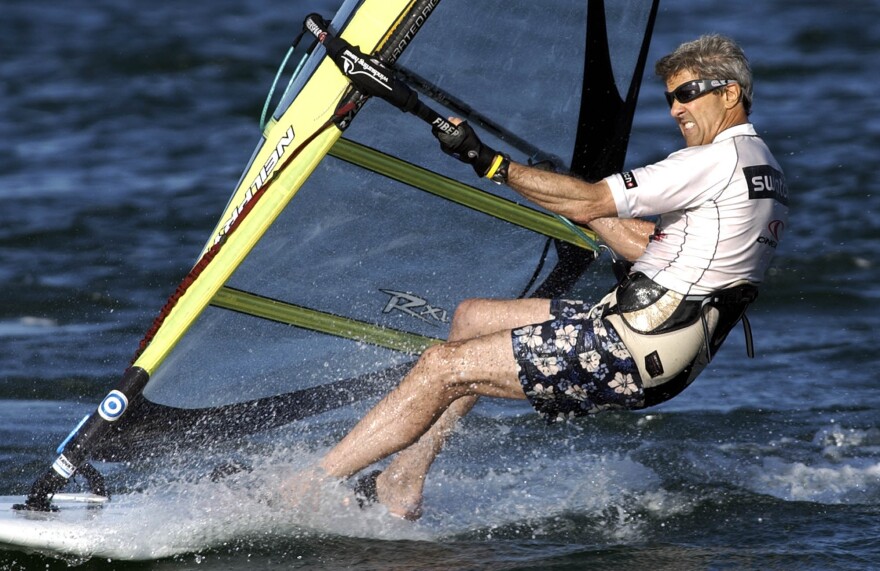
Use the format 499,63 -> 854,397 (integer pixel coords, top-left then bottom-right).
511,299 -> 645,422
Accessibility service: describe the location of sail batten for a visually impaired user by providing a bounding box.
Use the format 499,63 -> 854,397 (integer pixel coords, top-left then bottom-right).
329,138 -> 599,250
211,286 -> 440,354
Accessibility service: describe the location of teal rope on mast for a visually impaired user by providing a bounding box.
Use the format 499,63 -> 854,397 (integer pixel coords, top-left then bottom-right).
260,46 -> 309,131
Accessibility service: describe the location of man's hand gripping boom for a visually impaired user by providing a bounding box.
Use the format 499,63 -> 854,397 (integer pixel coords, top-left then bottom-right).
302,14 -> 508,183
303,14 -> 458,136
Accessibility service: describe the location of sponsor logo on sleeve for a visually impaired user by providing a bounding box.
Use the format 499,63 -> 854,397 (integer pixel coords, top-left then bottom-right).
621,171 -> 639,189
768,219 -> 785,241
756,219 -> 785,248
744,165 -> 788,205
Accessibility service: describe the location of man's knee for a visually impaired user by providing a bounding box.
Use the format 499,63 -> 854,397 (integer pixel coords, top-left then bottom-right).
451,298 -> 483,325
410,343 -> 471,401
449,298 -> 489,340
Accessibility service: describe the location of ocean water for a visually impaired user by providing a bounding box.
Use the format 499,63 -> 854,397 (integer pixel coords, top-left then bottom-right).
2,0 -> 879,569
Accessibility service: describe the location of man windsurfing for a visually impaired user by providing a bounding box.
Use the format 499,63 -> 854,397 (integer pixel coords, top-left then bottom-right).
302,34 -> 789,520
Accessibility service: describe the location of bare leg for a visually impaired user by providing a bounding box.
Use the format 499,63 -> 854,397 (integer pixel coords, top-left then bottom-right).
374,298 -> 553,517
318,329 -> 524,477
373,394 -> 477,519
318,298 -> 552,516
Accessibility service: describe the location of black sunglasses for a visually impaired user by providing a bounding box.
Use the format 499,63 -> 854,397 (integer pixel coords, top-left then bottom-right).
664,79 -> 735,107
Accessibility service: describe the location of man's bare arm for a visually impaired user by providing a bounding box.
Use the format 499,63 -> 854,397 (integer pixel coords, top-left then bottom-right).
505,162 -> 653,261
505,162 -> 618,224
430,121 -> 651,259
587,217 -> 655,261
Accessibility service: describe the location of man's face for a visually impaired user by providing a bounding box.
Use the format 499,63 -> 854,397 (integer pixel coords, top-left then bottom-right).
665,70 -> 733,147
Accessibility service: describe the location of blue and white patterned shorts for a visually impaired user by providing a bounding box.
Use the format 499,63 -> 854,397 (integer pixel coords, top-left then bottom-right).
511,299 -> 644,422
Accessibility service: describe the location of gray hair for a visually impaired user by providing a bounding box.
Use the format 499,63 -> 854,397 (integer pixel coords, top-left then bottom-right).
655,34 -> 753,113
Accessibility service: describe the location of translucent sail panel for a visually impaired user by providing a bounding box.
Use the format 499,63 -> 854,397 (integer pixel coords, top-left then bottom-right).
142,306 -> 409,409
139,0 -> 660,414
143,154 -> 559,408
386,0 -> 589,173
604,0 -> 658,97
345,0 -> 657,189
231,158 -> 553,325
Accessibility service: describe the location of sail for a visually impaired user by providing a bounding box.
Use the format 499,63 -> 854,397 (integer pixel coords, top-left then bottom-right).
20,0 -> 658,508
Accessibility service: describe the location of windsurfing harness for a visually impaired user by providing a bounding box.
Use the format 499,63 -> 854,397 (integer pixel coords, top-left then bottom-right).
597,272 -> 758,405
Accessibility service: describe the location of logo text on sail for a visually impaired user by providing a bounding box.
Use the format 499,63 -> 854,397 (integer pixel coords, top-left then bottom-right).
214,126 -> 295,244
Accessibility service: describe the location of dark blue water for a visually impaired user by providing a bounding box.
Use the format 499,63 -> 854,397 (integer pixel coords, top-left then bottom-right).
2,0 -> 880,569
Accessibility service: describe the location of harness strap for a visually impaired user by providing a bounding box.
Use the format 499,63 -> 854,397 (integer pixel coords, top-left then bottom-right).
700,284 -> 759,362
742,313 -> 754,358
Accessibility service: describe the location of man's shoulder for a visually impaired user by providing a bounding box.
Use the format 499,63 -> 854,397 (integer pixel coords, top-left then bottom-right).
713,123 -> 758,143
725,124 -> 782,172
662,125 -> 766,175
658,134 -> 740,173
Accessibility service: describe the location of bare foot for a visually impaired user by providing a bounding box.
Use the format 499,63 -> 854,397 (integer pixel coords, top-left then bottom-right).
277,466 -> 330,512
375,468 -> 425,520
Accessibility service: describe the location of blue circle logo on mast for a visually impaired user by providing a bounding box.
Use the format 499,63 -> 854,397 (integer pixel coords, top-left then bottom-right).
98,390 -> 128,422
